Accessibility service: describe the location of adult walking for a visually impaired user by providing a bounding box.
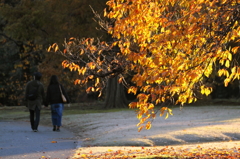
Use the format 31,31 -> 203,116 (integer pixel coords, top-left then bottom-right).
25,72 -> 45,132
45,75 -> 70,132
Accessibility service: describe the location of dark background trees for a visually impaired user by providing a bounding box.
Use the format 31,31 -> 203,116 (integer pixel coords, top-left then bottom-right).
0,0 -> 108,106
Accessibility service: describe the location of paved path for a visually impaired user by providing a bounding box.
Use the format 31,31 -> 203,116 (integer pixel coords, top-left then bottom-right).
72,105 -> 240,147
0,121 -> 78,159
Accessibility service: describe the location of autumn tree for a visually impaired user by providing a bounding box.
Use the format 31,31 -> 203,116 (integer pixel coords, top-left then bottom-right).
50,0 -> 240,130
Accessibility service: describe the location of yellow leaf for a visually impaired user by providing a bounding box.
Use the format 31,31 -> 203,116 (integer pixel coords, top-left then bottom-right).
224,78 -> 231,87
231,67 -> 236,74
98,91 -> 102,97
96,88 -> 101,92
227,52 -> 232,61
160,107 -> 167,117
188,97 -> 194,103
146,121 -> 151,130
95,78 -> 100,87
128,86 -> 137,95
225,60 -> 230,68
221,0 -> 227,4
168,108 -> 173,116
219,59 -> 225,65
156,98 -> 160,105
137,113 -> 142,119
51,141 -> 57,143
81,154 -> 87,157
218,69 -> 229,77
82,67 -> 87,75
103,8 -> 107,17
47,46 -> 51,52
161,27 -> 165,32
165,113 -> 169,119
162,96 -> 165,102
148,103 -> 154,109
54,45 -> 59,52
80,49 -> 84,55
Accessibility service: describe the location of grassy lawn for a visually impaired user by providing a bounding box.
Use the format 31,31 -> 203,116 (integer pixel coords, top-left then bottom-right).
1,98 -> 239,121
0,102 -> 133,121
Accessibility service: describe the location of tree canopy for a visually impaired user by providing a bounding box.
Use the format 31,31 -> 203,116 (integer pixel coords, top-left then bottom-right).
50,0 -> 240,131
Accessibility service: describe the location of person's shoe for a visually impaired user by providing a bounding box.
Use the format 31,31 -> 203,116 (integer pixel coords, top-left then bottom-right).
33,129 -> 38,132
53,126 -> 56,131
56,127 -> 60,132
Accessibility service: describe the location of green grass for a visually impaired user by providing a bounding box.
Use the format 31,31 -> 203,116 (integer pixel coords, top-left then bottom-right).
1,99 -> 239,121
62,101 -> 136,115
0,102 -> 133,121
63,108 -> 130,115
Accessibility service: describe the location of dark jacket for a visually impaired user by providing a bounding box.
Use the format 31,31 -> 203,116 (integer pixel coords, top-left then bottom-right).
45,84 -> 70,105
25,80 -> 45,110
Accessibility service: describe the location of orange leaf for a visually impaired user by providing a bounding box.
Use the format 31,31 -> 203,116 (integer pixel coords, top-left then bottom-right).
138,126 -> 144,132
88,75 -> 94,79
129,102 -> 137,108
118,77 -> 123,83
69,37 -> 75,40
232,46 -> 239,54
146,121 -> 151,130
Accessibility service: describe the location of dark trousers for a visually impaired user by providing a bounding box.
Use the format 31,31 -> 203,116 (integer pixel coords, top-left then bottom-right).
29,106 -> 40,130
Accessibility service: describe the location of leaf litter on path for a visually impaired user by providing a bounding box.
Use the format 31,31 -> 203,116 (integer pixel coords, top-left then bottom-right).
72,141 -> 240,159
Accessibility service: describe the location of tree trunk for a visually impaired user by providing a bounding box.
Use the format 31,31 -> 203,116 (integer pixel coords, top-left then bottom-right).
104,76 -> 129,108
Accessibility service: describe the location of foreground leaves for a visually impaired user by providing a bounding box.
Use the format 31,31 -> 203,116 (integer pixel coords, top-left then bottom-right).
74,146 -> 240,159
